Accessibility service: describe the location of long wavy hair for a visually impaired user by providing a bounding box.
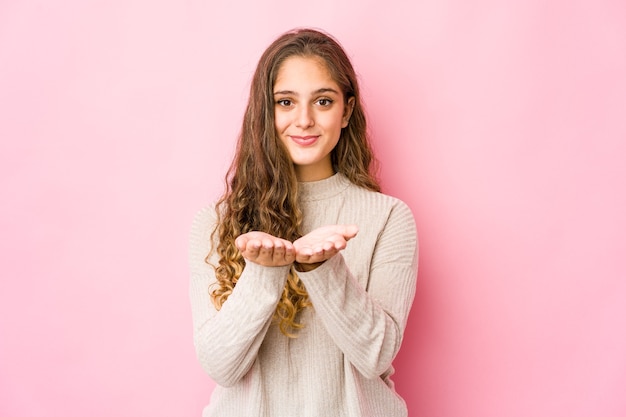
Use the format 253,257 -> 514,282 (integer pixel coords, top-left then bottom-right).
208,28 -> 381,337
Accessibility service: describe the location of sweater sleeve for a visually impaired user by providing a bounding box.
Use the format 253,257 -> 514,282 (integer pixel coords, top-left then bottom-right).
188,207 -> 290,387
296,200 -> 418,379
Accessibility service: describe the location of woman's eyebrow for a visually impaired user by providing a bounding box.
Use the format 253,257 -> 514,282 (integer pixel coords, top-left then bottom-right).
273,90 -> 296,95
273,87 -> 340,95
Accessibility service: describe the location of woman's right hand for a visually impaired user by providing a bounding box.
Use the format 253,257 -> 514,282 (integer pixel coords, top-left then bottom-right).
235,231 -> 296,267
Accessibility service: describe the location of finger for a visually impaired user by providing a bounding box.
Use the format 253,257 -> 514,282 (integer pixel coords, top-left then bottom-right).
336,237 -> 348,250
297,244 -> 314,256
245,239 -> 262,258
313,244 -> 327,256
235,235 -> 248,251
284,251 -> 296,264
284,241 -> 295,257
321,240 -> 335,252
324,246 -> 340,257
272,241 -> 285,259
295,250 -> 312,263
309,250 -> 331,263
341,224 -> 359,239
259,239 -> 275,259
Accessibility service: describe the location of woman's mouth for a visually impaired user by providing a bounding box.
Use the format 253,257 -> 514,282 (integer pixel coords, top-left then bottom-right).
290,135 -> 319,146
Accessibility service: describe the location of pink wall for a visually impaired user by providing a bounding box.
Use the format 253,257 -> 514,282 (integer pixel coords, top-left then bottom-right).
1,1 -> 625,416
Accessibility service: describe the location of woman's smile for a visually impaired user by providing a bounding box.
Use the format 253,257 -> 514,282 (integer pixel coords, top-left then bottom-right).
289,135 -> 320,146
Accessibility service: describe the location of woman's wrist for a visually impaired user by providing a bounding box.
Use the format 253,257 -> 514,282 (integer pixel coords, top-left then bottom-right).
294,261 -> 324,272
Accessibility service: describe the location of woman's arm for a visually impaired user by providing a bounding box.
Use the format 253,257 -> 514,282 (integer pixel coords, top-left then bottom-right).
188,207 -> 290,387
296,201 -> 418,379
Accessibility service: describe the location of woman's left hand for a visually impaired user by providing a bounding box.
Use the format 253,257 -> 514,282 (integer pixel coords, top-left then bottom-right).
293,225 -> 358,270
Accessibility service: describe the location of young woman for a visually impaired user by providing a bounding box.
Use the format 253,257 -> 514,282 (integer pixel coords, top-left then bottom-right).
189,28 -> 418,417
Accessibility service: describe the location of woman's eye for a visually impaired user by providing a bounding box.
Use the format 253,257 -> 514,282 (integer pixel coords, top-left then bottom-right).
276,99 -> 292,107
317,98 -> 333,106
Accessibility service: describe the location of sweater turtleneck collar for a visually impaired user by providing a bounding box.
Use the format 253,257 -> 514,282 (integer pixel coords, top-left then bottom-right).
298,172 -> 351,202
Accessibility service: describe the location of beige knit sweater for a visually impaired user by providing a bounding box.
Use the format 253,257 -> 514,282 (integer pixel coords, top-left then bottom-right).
189,173 -> 418,417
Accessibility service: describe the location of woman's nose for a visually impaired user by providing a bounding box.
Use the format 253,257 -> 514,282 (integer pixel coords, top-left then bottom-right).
295,105 -> 314,128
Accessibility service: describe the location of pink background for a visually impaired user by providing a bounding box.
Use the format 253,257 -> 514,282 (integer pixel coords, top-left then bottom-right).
1,1 -> 625,416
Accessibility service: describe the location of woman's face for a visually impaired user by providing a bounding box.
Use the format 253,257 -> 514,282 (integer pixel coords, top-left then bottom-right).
273,55 -> 354,182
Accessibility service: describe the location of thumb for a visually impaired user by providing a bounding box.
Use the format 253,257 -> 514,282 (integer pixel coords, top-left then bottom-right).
235,236 -> 248,251
342,224 -> 359,239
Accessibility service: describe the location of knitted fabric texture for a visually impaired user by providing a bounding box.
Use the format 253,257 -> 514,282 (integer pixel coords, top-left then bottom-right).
189,173 -> 418,417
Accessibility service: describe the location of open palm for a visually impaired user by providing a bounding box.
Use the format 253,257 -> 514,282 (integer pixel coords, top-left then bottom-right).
235,231 -> 296,267
293,225 -> 359,265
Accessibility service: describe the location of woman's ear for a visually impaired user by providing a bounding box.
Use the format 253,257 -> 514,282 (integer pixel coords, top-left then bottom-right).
342,97 -> 356,128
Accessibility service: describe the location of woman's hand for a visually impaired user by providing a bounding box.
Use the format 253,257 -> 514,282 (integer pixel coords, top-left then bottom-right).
293,225 -> 359,271
235,232 -> 296,267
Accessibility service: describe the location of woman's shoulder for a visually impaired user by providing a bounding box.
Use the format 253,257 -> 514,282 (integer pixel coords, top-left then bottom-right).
189,204 -> 219,257
191,205 -> 218,232
346,181 -> 413,213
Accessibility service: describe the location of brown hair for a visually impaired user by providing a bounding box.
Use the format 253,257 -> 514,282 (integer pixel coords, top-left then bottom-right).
209,28 -> 380,337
